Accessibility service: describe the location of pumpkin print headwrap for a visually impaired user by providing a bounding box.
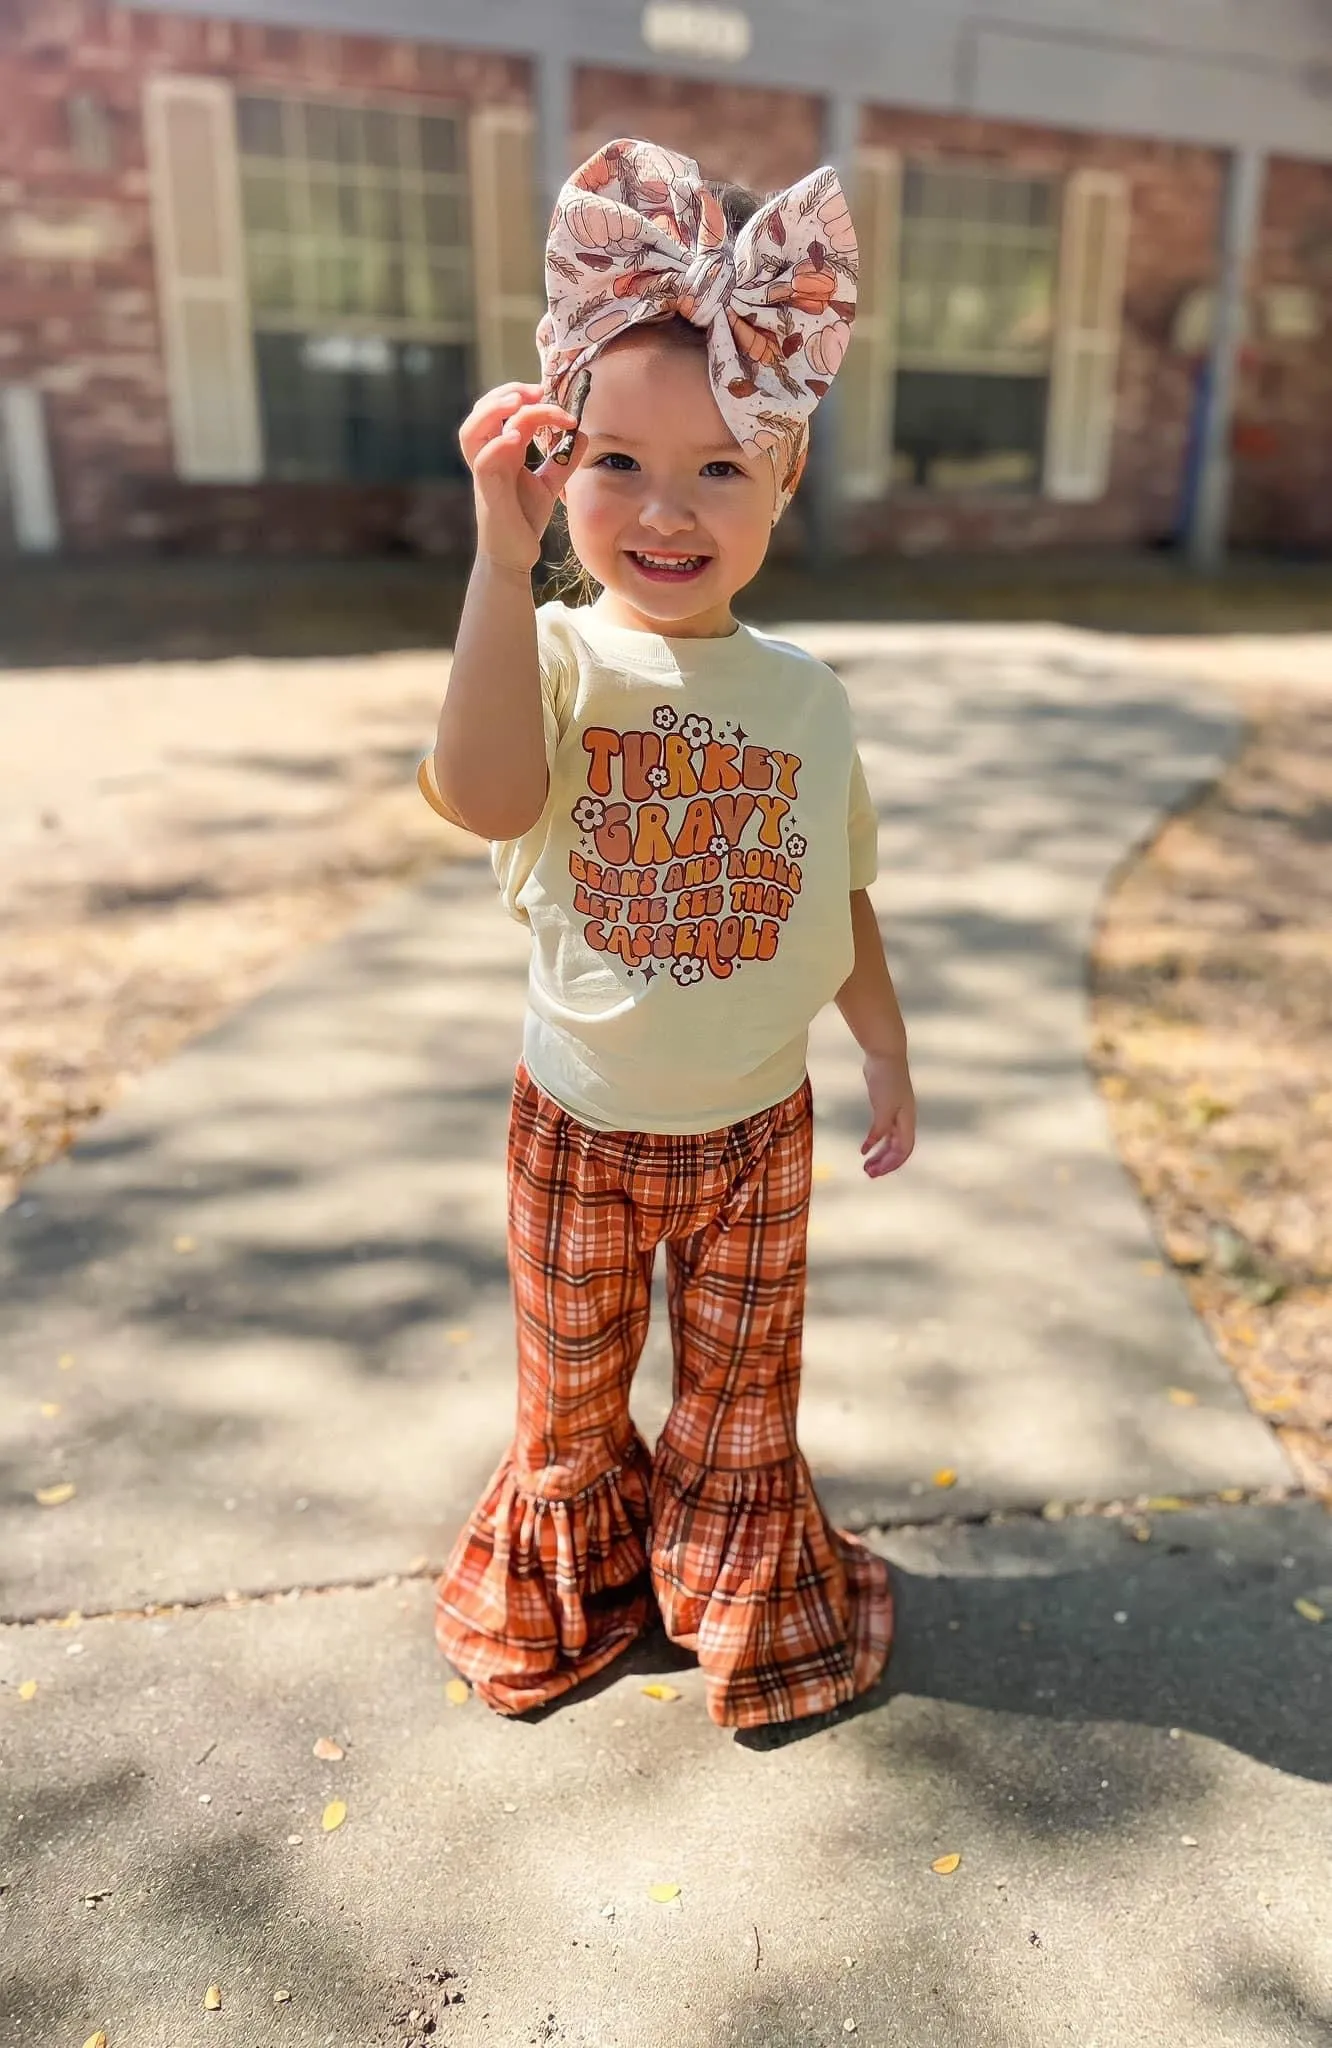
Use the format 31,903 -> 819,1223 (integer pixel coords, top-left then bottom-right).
537,138 -> 858,516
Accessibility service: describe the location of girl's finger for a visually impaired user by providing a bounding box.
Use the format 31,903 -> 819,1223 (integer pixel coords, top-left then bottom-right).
463,402 -> 581,472
533,429 -> 589,487
462,392 -> 575,448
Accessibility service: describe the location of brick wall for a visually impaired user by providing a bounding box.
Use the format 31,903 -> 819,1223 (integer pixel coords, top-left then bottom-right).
1,6 -> 1329,557
0,0 -> 524,552
1233,155 -> 1332,552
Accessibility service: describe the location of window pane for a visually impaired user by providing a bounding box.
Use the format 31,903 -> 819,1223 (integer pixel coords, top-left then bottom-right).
242,168 -> 290,236
360,182 -> 404,242
304,102 -> 340,164
237,96 -> 285,159
248,245 -> 295,315
422,189 -> 466,250
363,108 -> 399,171
253,330 -> 470,481
420,116 -> 461,175
893,369 -> 1047,492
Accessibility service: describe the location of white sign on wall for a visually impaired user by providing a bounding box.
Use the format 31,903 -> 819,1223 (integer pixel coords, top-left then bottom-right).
641,4 -> 752,63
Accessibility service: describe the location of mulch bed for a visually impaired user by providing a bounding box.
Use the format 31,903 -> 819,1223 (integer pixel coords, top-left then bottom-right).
1090,693 -> 1332,1504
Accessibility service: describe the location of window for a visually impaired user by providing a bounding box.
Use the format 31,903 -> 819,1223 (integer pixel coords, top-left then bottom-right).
235,94 -> 473,483
893,163 -> 1060,493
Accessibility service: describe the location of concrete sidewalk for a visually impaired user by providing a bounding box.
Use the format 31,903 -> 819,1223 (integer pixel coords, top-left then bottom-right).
2,624 -> 1324,2048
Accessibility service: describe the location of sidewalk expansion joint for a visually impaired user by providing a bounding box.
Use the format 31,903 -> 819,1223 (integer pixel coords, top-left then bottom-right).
4,1484 -> 1313,1632
4,1563 -> 442,1632
851,1480 -> 1307,1539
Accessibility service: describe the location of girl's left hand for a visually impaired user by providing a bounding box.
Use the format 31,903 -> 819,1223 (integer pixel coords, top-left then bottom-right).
861,1052 -> 916,1179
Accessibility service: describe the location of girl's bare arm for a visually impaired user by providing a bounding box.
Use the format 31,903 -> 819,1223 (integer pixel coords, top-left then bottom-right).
432,383 -> 583,840
837,889 -> 916,1178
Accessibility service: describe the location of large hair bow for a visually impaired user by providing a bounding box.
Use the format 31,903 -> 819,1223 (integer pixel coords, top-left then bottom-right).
537,138 -> 858,512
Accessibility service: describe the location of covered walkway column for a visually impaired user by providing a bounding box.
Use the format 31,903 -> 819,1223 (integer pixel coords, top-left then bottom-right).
535,41 -> 572,209
805,93 -> 861,571
1187,146 -> 1266,573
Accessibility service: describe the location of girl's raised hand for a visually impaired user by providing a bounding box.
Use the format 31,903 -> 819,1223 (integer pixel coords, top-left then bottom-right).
459,382 -> 586,574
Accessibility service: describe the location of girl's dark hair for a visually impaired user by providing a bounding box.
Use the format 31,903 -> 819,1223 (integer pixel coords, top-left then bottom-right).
542,174 -> 766,607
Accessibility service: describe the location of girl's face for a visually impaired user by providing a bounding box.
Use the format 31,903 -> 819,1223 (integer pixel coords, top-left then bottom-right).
560,328 -> 776,638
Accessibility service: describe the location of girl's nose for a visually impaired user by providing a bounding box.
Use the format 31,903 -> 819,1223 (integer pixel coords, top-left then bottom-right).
638,494 -> 696,536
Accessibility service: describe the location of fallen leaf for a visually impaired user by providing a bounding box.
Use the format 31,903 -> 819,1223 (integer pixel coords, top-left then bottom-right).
58,1353 -> 76,1370
932,1468 -> 958,1489
321,1800 -> 347,1832
1218,1487 -> 1246,1503
204,1983 -> 222,2010
55,1609 -> 82,1628
1130,1521 -> 1153,1543
274,1989 -> 292,2004
173,1235 -> 197,1255
444,1678 -> 470,1706
640,1683 -> 682,1702
1041,1501 -> 1067,1521
1294,1598 -> 1326,1624
312,1736 -> 344,1762
931,1853 -> 962,1875
83,2034 -> 108,2048
40,1401 -> 61,1418
18,1679 -> 38,1700
1255,1392 -> 1298,1414
1144,1496 -> 1188,1512
1167,1387 -> 1198,1407
35,1482 -> 76,1508
648,1882 -> 681,1903
1180,1834 -> 1199,1847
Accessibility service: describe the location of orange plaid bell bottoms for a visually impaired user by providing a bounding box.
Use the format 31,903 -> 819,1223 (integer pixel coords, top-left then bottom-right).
434,1063 -> 894,1729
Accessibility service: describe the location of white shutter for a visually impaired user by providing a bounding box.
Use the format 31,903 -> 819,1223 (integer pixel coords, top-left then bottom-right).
469,106 -> 546,388
839,147 -> 901,501
1044,170 -> 1129,503
1,385 -> 60,552
144,75 -> 260,482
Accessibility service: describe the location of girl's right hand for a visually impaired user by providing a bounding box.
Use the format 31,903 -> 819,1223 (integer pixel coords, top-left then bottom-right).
458,382 -> 586,574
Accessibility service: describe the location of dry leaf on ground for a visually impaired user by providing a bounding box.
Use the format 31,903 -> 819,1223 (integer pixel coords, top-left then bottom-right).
648,1882 -> 681,1903
931,1853 -> 962,1875
321,1800 -> 347,1832
204,1983 -> 222,2010
640,1683 -> 682,1702
932,1468 -> 958,1489
34,1483 -> 75,1507
312,1736 -> 344,1761
1294,1597 -> 1326,1624
18,1679 -> 37,1700
444,1678 -> 470,1706
83,2033 -> 108,2048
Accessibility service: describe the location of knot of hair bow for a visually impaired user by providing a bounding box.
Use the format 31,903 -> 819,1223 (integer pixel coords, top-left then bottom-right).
537,138 -> 859,513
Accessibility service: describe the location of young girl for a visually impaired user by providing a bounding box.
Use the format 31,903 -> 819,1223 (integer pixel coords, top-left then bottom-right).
420,138 -> 916,1734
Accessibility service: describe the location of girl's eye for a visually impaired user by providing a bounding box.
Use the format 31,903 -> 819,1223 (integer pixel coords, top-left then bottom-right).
702,460 -> 744,478
596,452 -> 639,472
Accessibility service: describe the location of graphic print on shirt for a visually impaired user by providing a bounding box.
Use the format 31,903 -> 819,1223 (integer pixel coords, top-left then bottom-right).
569,705 -> 807,984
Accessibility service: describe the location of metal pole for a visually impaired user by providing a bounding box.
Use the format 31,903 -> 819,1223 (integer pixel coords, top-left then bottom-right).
1187,146 -> 1265,574
805,93 -> 861,573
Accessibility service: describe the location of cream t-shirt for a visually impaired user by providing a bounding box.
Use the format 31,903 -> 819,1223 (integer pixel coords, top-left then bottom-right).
420,601 -> 878,1134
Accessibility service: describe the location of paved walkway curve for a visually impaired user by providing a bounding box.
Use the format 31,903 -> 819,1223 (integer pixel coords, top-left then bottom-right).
4,625 -> 1325,2048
